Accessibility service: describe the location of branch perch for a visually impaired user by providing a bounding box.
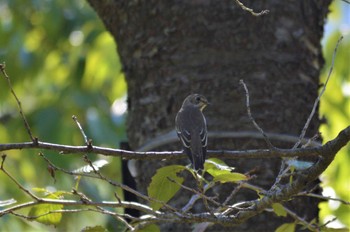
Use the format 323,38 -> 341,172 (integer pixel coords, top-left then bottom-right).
1,126 -> 349,160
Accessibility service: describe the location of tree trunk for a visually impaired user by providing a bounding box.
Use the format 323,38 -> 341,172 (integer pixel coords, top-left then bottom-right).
88,0 -> 331,231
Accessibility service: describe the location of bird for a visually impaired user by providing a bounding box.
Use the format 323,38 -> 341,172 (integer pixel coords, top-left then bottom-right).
175,94 -> 209,170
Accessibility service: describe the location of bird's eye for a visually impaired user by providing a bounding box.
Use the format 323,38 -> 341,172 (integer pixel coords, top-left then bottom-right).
195,96 -> 201,102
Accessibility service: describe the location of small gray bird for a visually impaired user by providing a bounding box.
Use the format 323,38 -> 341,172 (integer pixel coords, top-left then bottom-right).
175,94 -> 209,170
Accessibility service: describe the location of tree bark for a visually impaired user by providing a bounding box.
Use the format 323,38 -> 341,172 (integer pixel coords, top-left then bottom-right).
88,0 -> 331,231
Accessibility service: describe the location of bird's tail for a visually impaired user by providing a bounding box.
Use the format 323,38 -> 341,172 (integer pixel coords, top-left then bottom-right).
190,135 -> 206,171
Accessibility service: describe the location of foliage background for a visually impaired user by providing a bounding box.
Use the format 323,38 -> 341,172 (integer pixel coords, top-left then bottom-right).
0,0 -> 126,231
0,0 -> 348,230
319,1 -> 350,228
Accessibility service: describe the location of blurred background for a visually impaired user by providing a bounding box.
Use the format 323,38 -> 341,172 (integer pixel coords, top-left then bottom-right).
0,0 -> 348,231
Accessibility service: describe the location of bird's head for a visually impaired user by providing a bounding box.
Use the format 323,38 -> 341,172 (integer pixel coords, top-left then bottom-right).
182,94 -> 209,111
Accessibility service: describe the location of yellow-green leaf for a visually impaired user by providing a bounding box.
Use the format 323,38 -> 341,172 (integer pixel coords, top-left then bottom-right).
211,172 -> 247,183
204,158 -> 234,171
275,222 -> 296,232
205,158 -> 244,183
28,203 -> 63,225
147,165 -> 185,210
272,203 -> 287,217
28,192 -> 64,225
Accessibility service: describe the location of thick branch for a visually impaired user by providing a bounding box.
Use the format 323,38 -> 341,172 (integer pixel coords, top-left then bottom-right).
227,125 -> 350,224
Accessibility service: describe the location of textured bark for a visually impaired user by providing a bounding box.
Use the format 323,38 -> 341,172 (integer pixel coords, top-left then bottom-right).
88,0 -> 331,231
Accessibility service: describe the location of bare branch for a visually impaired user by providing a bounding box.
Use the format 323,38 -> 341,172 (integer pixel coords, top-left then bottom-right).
137,130 -> 321,152
167,177 -> 221,208
0,125 -> 349,161
283,206 -> 319,231
72,115 -> 89,144
240,79 -> 275,149
294,36 -> 343,149
0,63 -> 35,142
234,0 -> 269,16
231,126 -> 350,224
0,155 -> 40,201
0,198 -> 161,217
297,192 -> 350,205
39,152 -> 180,214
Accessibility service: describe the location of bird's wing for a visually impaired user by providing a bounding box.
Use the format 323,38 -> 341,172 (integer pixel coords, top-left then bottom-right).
176,127 -> 191,148
175,110 -> 191,148
199,115 -> 208,147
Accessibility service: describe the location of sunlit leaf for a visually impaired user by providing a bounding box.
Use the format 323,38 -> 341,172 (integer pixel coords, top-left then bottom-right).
28,202 -> 63,225
147,165 -> 185,210
211,172 -> 248,183
204,158 -> 234,171
28,191 -> 66,225
32,188 -> 70,198
205,158 -> 246,183
272,203 -> 287,217
32,188 -> 50,194
275,222 -> 295,232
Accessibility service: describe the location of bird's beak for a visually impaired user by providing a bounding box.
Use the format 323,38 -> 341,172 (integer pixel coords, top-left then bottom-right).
203,100 -> 210,106
200,100 -> 209,111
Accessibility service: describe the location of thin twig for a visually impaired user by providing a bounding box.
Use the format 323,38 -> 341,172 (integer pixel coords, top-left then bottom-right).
297,192 -> 350,205
72,189 -> 135,231
167,177 -> 221,210
72,115 -> 89,144
0,198 -> 161,217
0,155 -> 40,201
182,183 -> 214,213
240,79 -> 275,149
222,182 -> 244,206
293,36 -> 343,149
234,0 -> 269,16
283,206 -> 319,231
321,217 -> 337,228
38,152 -> 179,214
0,63 -> 35,142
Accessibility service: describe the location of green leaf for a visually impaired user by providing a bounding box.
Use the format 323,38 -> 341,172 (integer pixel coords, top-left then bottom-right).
32,188 -> 70,197
28,203 -> 63,225
28,192 -> 64,225
275,222 -> 296,232
32,187 -> 51,194
204,158 -> 234,171
138,224 -> 160,232
272,203 -> 287,217
147,165 -> 185,210
212,172 -> 247,183
81,225 -> 108,232
204,158 -> 246,183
